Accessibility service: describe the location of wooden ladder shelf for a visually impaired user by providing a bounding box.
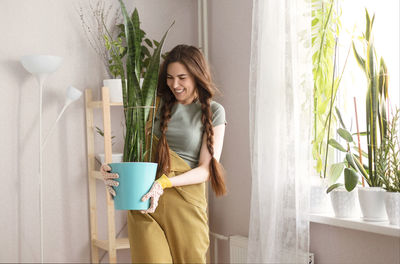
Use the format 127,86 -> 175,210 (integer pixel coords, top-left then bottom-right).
85,87 -> 128,263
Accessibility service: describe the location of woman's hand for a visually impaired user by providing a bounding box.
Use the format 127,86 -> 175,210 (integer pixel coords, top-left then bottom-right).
140,181 -> 164,214
140,174 -> 172,214
100,164 -> 119,197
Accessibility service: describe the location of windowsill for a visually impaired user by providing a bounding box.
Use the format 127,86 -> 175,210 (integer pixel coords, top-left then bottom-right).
310,213 -> 400,237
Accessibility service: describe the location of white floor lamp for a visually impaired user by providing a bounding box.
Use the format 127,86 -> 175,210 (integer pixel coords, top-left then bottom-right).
20,55 -> 82,263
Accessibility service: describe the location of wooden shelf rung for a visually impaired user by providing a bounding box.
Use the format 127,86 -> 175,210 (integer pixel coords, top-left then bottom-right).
93,238 -> 130,251
88,101 -> 123,109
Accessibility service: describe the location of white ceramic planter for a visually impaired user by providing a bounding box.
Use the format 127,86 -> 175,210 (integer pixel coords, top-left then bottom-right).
384,192 -> 400,226
358,187 -> 387,221
103,79 -> 123,102
329,186 -> 358,218
96,153 -> 123,164
310,185 -> 331,214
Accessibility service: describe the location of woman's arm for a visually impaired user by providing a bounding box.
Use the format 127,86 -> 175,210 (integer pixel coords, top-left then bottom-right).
169,123 -> 225,187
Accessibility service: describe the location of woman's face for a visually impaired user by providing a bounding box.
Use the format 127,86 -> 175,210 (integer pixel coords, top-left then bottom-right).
166,62 -> 197,105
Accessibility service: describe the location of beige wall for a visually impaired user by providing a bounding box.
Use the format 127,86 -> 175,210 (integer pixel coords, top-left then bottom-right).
0,0 -> 197,262
311,223 -> 400,264
208,0 -> 253,263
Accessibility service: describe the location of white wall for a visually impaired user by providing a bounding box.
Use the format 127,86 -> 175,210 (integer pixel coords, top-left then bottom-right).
0,0 -> 197,262
207,0 -> 253,263
311,223 -> 400,264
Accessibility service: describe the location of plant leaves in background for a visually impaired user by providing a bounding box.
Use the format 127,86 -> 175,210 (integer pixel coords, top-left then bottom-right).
344,167 -> 358,192
335,106 -> 346,129
329,162 -> 345,185
337,128 -> 353,142
328,138 -> 346,152
327,183 -> 343,194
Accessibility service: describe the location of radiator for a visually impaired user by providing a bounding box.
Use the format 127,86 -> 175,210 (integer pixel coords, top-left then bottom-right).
229,235 -> 248,263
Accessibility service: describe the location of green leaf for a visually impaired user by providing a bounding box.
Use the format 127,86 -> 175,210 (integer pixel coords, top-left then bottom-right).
144,38 -> 152,47
352,42 -> 366,74
346,152 -> 357,170
344,168 -> 359,192
328,138 -> 346,152
327,183 -> 343,194
335,107 -> 346,129
142,21 -> 175,122
329,162 -> 345,185
338,128 -> 353,142
352,153 -> 371,185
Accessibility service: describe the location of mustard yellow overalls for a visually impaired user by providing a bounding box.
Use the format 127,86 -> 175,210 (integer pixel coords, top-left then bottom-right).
127,99 -> 209,263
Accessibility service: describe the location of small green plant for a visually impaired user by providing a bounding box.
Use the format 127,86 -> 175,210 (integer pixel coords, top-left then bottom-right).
326,108 -> 362,193
78,0 -> 124,78
377,109 -> 400,192
95,126 -> 116,146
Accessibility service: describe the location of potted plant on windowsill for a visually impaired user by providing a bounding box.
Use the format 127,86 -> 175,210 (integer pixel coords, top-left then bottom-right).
310,0 -> 347,214
107,0 -> 173,210
352,9 -> 389,221
378,109 -> 400,226
326,108 -> 360,218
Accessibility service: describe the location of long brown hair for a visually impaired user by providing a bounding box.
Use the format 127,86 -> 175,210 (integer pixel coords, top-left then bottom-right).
155,44 -> 227,196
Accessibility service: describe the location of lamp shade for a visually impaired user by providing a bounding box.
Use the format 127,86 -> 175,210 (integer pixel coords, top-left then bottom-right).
65,86 -> 82,105
21,55 -> 62,74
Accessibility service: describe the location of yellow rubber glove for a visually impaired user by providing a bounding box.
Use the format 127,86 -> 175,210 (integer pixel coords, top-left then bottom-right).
141,174 -> 172,214
156,174 -> 172,189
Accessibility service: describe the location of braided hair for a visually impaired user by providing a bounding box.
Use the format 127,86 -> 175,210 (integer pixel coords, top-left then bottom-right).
155,45 -> 226,196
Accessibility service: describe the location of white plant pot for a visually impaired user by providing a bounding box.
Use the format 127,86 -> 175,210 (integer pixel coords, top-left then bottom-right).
384,192 -> 400,226
358,187 -> 387,222
96,153 -> 123,164
310,185 -> 331,214
329,186 -> 358,218
103,79 -> 123,103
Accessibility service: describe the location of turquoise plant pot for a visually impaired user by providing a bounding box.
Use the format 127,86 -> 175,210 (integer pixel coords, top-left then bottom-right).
109,162 -> 157,210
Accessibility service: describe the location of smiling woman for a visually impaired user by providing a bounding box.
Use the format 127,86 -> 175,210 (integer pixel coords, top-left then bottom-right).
101,44 -> 227,263
166,62 -> 197,105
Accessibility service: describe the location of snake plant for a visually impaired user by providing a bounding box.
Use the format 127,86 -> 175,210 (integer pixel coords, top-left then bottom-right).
352,9 -> 389,187
118,0 -> 173,162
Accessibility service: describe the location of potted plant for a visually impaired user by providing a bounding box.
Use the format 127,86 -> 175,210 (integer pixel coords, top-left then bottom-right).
78,1 -> 127,102
310,0 -> 340,213
107,0 -> 173,210
377,109 -> 400,226
310,0 -> 347,214
326,108 -> 360,218
94,126 -> 123,164
352,9 -> 389,221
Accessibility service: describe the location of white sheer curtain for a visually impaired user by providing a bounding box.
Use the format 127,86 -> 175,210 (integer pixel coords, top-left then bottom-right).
247,0 -> 312,263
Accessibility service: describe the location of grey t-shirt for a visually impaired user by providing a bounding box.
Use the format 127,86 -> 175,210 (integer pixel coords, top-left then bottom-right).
153,100 -> 226,168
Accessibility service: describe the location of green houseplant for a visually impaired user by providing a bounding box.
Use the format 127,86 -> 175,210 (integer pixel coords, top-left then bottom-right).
352,9 -> 389,221
377,109 -> 400,225
78,1 -> 127,102
310,0 -> 351,214
325,108 -> 361,218
311,0 -> 341,181
108,0 -> 173,210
